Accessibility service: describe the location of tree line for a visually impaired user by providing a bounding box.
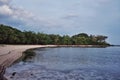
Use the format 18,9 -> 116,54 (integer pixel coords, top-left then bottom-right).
0,24 -> 109,45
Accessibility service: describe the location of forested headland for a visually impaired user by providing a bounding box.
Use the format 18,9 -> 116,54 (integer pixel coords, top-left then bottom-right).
0,24 -> 110,45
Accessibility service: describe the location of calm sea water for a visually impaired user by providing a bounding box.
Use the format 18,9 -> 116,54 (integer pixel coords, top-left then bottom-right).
5,47 -> 120,80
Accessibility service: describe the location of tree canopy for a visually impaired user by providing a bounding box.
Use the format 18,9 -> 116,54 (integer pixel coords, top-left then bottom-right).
0,24 -> 109,45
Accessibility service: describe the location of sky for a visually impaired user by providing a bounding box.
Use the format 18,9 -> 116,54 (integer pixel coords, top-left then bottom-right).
0,0 -> 120,45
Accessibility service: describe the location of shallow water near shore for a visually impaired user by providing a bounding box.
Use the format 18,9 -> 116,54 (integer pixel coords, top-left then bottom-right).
5,47 -> 120,80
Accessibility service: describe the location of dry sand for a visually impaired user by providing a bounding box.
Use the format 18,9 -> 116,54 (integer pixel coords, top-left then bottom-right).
0,45 -> 56,67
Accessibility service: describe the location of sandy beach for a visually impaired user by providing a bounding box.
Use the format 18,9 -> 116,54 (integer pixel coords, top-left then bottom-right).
0,45 -> 56,67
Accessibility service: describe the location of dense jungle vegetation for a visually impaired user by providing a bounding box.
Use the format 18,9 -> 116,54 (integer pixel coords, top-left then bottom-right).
0,24 -> 109,45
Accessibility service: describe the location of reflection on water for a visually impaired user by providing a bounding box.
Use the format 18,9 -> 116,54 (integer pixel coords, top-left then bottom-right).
5,47 -> 120,80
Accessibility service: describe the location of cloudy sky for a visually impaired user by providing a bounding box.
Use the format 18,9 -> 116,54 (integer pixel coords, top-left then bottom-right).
0,0 -> 120,44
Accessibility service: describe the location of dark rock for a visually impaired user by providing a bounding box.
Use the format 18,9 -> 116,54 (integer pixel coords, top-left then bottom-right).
31,73 -> 33,76
12,72 -> 16,76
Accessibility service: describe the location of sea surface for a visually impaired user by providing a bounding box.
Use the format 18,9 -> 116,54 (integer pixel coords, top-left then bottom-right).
5,47 -> 120,80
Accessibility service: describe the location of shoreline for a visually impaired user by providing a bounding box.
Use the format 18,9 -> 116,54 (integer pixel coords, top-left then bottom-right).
0,44 -> 111,66
0,44 -> 110,67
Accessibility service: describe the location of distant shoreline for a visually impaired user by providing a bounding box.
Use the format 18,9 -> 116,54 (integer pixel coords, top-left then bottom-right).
52,44 -> 120,47
110,45 -> 120,47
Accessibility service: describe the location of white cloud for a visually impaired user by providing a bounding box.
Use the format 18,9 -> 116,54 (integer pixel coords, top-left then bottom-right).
0,0 -> 39,28
0,5 -> 13,15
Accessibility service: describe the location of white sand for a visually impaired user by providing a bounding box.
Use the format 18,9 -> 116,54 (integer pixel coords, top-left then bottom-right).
0,45 -> 56,67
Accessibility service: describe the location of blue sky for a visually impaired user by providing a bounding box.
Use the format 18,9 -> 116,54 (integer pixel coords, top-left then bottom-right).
0,0 -> 120,44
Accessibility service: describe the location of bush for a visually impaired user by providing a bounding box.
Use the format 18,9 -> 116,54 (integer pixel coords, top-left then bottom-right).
22,49 -> 36,61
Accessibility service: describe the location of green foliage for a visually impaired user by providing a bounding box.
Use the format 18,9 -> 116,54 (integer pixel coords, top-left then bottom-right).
72,33 -> 89,38
62,35 -> 72,45
22,49 -> 35,61
0,24 -> 109,45
0,24 -> 23,44
49,34 -> 61,45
